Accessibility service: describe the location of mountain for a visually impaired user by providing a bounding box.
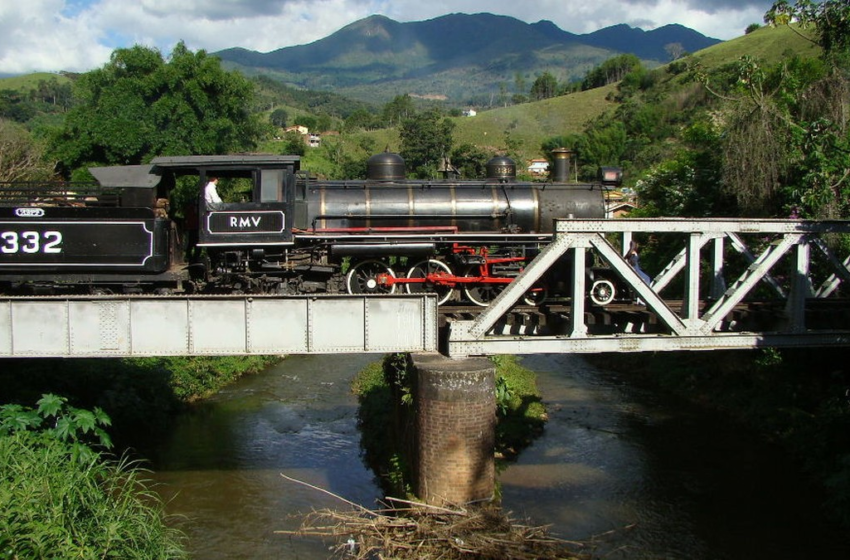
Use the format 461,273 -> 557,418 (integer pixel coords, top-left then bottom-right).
580,23 -> 719,60
214,13 -> 721,105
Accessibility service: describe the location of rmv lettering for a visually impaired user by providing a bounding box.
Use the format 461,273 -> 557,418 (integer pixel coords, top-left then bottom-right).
230,216 -> 262,228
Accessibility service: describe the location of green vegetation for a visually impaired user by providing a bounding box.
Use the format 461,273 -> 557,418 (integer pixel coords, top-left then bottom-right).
128,355 -> 281,402
0,356 -> 280,448
488,355 -> 547,459
581,54 -> 643,90
0,73 -> 72,126
352,353 -> 546,497
399,109 -> 455,178
534,2 -> 850,222
0,119 -> 54,181
50,42 -> 265,178
0,395 -> 185,558
688,24 -> 819,69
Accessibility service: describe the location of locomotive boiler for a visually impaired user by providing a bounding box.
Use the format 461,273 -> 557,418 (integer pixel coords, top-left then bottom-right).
0,150 -> 623,306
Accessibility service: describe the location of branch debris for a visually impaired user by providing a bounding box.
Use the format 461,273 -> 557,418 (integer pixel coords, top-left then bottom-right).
277,474 -> 589,559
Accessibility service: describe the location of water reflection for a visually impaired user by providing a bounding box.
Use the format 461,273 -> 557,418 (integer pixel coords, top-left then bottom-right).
149,354 -> 382,559
500,353 -> 849,560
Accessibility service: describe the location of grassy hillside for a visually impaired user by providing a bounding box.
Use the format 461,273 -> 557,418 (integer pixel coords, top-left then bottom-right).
0,72 -> 71,91
451,84 -> 617,155
303,83 -> 620,168
689,24 -> 820,68
443,25 -> 819,164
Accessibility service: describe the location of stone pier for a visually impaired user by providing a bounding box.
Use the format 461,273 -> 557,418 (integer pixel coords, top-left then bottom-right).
411,353 -> 496,505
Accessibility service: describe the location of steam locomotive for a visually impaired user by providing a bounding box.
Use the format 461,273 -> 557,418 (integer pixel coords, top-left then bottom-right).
0,150 -> 623,306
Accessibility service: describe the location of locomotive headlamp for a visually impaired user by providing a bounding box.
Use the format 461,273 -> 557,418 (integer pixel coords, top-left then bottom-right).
598,166 -> 623,187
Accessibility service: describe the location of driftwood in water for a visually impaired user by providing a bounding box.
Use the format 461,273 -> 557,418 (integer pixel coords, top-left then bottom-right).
277,474 -> 588,559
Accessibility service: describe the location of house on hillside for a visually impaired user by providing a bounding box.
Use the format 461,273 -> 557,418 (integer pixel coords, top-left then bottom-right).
308,134 -> 321,147
527,159 -> 549,177
284,125 -> 309,135
462,109 -> 477,117
605,189 -> 637,218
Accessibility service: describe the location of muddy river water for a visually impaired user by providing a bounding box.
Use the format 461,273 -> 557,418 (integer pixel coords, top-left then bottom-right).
147,353 -> 849,559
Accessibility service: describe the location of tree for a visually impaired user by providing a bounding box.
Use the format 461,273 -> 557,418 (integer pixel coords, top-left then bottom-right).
381,94 -> 415,128
399,109 -> 455,179
513,72 -> 527,100
581,54 -> 642,90
292,114 -> 317,131
0,90 -> 37,123
269,108 -> 288,128
343,108 -> 378,132
32,77 -> 72,110
530,72 -> 559,101
765,0 -> 850,61
634,121 -> 730,217
450,143 -> 489,179
0,119 -> 53,182
280,131 -> 305,156
315,113 -> 333,133
50,42 -> 263,173
697,0 -> 850,219
664,43 -> 686,61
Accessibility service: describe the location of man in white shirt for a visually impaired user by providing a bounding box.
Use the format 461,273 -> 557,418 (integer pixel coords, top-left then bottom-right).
204,177 -> 222,205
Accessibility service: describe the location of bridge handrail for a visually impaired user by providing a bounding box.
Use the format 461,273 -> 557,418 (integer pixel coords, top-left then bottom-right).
555,217 -> 850,234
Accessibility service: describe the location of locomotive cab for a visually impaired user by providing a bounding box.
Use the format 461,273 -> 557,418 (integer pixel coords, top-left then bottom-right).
146,155 -> 302,291
149,154 -> 301,251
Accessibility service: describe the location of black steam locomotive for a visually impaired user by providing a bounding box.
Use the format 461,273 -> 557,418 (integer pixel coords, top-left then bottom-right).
0,150 -> 623,306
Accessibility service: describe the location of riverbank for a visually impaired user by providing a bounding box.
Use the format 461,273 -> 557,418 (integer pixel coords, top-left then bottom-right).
587,347 -> 850,527
0,355 -> 282,447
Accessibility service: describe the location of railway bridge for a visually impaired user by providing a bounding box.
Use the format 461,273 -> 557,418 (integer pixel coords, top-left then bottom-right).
3,218 -> 850,505
3,218 -> 848,359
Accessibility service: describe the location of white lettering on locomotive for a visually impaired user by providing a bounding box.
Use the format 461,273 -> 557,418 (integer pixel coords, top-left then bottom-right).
229,216 -> 262,228
14,208 -> 45,218
0,231 -> 63,254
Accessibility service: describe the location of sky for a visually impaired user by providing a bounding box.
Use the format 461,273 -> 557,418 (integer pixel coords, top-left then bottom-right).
0,0 -> 778,75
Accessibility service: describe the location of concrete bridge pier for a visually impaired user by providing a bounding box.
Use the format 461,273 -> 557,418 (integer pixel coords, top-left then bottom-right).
411,353 -> 496,505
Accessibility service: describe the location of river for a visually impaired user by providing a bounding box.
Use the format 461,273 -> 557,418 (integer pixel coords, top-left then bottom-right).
147,353 -> 849,559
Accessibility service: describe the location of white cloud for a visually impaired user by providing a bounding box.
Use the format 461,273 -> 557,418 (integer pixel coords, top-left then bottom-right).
0,0 -> 776,75
0,0 -> 111,73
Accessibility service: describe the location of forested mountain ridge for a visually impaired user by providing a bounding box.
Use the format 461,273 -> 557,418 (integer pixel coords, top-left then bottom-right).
214,12 -> 720,104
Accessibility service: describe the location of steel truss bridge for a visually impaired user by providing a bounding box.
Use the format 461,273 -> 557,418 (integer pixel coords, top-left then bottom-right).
446,218 -> 850,357
1,218 -> 849,359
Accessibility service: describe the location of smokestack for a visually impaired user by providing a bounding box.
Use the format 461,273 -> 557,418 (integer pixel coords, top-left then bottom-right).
551,148 -> 573,182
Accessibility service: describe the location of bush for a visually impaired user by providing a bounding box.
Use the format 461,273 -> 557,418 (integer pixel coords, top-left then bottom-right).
0,396 -> 185,558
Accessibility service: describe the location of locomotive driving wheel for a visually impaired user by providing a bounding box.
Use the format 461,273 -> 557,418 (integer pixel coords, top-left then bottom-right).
522,284 -> 548,306
462,265 -> 507,307
346,260 -> 397,294
405,259 -> 454,305
589,279 -> 616,306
